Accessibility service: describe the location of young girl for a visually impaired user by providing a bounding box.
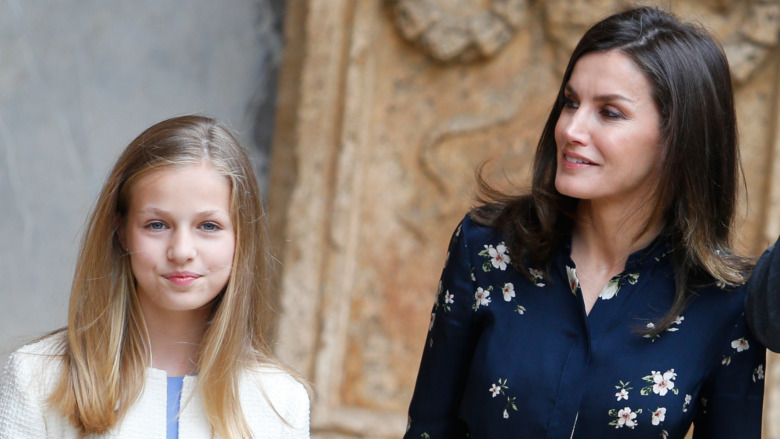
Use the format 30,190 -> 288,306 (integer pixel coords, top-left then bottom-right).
0,115 -> 310,438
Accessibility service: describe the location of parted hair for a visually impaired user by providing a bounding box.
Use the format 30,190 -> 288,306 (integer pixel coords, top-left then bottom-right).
47,115 -> 306,437
472,6 -> 752,333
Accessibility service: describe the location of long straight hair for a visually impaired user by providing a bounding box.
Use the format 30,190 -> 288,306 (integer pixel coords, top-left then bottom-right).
472,7 -> 752,333
48,115 -> 306,436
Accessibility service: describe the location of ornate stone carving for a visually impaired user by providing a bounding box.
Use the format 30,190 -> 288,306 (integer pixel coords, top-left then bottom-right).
724,1 -> 780,84
389,0 -> 527,63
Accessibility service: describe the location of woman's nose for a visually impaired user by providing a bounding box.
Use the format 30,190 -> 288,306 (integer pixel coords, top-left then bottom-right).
558,107 -> 590,146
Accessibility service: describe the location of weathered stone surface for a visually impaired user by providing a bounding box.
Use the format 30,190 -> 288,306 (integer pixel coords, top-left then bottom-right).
270,1 -> 780,437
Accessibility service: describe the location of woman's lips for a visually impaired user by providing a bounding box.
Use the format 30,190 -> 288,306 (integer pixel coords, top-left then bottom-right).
562,153 -> 595,169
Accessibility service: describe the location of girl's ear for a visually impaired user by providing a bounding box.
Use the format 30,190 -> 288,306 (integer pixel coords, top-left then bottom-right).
115,212 -> 127,250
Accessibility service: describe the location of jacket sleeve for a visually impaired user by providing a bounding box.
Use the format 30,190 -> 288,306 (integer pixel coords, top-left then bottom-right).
404,218 -> 480,439
746,237 -> 780,352
692,312 -> 765,438
0,351 -> 48,438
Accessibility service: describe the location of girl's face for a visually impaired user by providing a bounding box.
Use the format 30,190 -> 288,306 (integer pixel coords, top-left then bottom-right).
122,162 -> 235,317
554,50 -> 662,209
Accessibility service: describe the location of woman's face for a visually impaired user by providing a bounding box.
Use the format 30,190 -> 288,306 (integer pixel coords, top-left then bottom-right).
554,50 -> 663,210
121,162 -> 235,318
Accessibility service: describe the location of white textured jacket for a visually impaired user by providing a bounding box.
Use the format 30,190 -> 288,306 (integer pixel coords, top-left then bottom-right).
0,336 -> 310,438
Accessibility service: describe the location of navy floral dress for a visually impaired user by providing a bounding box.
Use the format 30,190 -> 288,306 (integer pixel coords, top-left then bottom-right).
405,215 -> 765,439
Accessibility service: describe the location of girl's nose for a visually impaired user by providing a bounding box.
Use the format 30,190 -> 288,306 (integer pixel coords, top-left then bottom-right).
167,230 -> 196,263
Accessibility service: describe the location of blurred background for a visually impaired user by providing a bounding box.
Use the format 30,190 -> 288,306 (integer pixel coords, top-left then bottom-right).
2,0 -> 780,437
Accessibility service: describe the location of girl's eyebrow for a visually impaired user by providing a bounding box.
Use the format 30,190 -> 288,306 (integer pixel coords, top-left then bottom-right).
564,84 -> 636,104
137,207 -> 228,217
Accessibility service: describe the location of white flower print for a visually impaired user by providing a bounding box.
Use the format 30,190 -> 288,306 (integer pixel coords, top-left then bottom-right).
753,364 -> 765,382
643,316 -> 684,341
471,270 -> 476,281
473,287 -> 492,309
478,243 -> 511,271
491,378 -> 518,419
444,290 -> 454,304
502,283 -> 515,301
614,380 -> 632,401
618,407 -> 638,428
600,280 -> 620,300
651,407 -> 666,426
731,338 -> 749,352
566,266 -> 579,295
599,272 -> 639,300
683,394 -> 692,412
488,243 -> 511,270
608,407 -> 641,429
641,369 -> 678,396
429,313 -> 436,331
529,268 -> 546,287
652,370 -> 676,396
723,336 -> 750,365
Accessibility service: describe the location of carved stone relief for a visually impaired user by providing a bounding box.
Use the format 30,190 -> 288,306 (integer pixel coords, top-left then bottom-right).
389,0 -> 528,62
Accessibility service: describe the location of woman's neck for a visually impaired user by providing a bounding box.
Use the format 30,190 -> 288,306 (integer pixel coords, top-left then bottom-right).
572,198 -> 663,268
140,302 -> 210,376
570,199 -> 663,315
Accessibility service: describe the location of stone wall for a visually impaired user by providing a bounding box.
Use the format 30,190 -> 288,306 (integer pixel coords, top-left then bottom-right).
269,0 -> 780,437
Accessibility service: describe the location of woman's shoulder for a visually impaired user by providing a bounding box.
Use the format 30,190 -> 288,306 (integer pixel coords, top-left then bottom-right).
456,212 -> 506,245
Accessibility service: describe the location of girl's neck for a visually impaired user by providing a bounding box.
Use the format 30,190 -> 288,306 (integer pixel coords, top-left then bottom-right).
140,302 -> 210,376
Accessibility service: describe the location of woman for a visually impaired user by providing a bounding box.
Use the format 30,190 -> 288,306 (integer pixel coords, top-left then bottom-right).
405,7 -> 765,438
0,115 -> 310,438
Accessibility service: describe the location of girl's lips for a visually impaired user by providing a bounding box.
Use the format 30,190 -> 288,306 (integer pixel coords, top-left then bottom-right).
164,272 -> 202,286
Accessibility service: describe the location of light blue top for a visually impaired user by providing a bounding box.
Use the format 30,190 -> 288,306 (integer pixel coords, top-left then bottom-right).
166,376 -> 184,439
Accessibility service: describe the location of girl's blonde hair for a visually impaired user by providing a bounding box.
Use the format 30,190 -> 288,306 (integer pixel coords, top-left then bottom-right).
48,115 -> 303,437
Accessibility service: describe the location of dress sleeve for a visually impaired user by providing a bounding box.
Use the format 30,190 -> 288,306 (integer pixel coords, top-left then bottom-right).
283,379 -> 311,439
745,237 -> 780,352
0,351 -> 48,437
404,218 -> 479,439
692,312 -> 765,438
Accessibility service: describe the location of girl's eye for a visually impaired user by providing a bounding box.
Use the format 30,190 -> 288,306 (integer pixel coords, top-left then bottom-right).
200,222 -> 221,232
146,221 -> 167,231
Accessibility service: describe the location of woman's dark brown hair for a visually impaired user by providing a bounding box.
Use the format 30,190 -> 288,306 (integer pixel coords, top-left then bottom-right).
472,6 -> 751,333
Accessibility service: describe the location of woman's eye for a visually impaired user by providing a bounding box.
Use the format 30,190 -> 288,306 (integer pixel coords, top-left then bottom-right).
146,221 -> 167,230
562,96 -> 579,109
601,108 -> 624,119
200,222 -> 221,232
